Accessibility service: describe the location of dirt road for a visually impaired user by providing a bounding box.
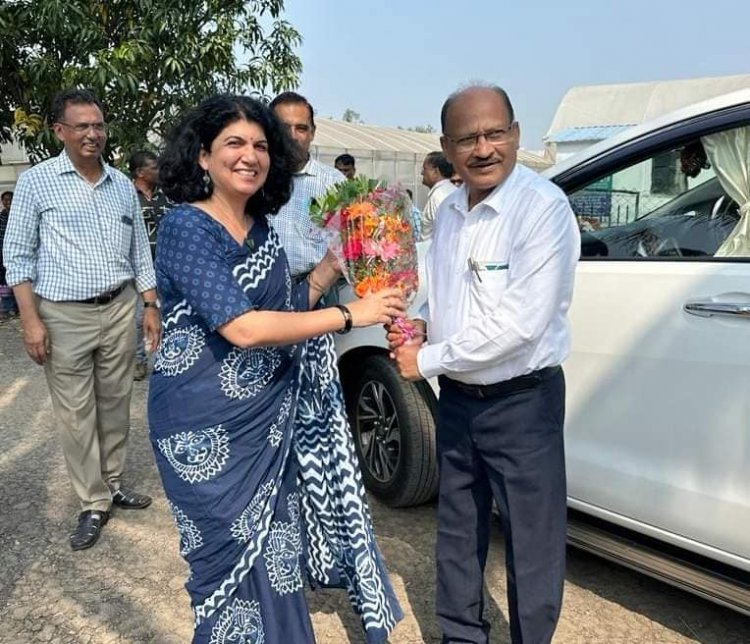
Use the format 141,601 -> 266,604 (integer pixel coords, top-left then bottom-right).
1,317 -> 747,643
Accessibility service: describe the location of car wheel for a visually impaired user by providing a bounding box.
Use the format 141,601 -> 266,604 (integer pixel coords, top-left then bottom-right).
345,354 -> 438,507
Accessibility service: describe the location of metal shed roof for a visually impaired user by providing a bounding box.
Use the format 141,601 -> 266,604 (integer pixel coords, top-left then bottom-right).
545,74 -> 750,140
312,118 -> 552,170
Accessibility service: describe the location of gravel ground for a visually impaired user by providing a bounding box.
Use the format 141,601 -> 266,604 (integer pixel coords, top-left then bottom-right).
1,315 -> 748,643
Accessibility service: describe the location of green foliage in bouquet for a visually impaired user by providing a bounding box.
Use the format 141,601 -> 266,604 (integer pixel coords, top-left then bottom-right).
309,175 -> 382,226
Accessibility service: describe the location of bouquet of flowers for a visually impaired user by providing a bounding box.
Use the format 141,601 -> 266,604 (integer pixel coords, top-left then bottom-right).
310,176 -> 419,337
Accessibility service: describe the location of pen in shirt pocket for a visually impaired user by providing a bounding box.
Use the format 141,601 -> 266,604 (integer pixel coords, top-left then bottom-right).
467,257 -> 482,283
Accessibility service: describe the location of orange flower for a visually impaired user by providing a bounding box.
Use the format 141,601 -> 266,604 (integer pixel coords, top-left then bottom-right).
354,274 -> 390,297
379,215 -> 406,237
347,202 -> 377,219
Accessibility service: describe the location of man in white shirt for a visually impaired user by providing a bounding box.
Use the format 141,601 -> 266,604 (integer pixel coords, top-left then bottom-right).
391,85 -> 579,644
420,151 -> 456,240
270,92 -> 345,278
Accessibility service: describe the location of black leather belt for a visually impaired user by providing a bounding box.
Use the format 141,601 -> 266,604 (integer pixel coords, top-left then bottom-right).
74,283 -> 127,305
439,366 -> 560,400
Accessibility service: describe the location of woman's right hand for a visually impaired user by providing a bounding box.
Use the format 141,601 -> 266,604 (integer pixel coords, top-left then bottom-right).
346,288 -> 406,328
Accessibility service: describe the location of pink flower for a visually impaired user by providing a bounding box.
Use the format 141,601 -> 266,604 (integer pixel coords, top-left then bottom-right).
324,212 -> 341,231
342,237 -> 364,260
378,240 -> 401,261
362,239 -> 381,258
361,239 -> 400,261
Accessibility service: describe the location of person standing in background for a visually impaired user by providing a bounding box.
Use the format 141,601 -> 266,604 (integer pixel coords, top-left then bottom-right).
129,149 -> 171,380
0,191 -> 19,319
269,92 -> 345,281
3,89 -> 159,551
420,150 -> 456,240
405,188 -> 423,241
334,153 -> 356,180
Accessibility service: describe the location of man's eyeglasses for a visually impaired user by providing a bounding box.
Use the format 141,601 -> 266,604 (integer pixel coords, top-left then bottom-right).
444,122 -> 516,153
58,121 -> 107,134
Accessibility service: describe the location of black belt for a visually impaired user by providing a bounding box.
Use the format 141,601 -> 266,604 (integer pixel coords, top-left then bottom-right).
74,283 -> 127,305
438,366 -> 560,400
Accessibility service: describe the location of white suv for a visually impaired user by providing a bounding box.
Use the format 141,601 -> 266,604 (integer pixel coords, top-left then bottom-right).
334,89 -> 750,615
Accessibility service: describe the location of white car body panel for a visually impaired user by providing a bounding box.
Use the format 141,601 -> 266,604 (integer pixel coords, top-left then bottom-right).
565,261 -> 750,569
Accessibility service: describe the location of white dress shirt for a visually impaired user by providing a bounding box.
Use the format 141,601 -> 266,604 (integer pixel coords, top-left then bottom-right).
420,178 -> 456,240
417,164 -> 580,385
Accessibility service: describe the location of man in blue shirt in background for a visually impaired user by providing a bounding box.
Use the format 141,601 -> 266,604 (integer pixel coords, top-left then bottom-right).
270,91 -> 345,280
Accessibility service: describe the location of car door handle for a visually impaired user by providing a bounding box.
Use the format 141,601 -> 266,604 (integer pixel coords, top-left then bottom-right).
684,301 -> 750,318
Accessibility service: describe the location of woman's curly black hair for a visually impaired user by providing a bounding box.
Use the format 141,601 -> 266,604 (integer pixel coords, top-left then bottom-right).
158,94 -> 302,216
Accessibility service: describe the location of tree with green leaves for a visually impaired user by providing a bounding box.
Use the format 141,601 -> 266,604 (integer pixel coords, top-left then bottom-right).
0,0 -> 302,163
409,125 -> 436,134
342,108 -> 362,124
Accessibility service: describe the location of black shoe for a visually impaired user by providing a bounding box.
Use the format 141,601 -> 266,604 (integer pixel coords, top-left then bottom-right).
70,510 -> 109,551
111,486 -> 152,509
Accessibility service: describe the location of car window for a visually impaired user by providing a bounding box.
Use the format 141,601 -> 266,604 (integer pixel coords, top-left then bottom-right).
569,125 -> 749,260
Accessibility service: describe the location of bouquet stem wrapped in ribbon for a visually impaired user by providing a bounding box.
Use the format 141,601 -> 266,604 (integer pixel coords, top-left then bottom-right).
310,177 -> 419,339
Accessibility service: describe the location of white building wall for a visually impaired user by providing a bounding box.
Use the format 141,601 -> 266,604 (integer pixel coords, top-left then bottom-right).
0,141 -> 31,193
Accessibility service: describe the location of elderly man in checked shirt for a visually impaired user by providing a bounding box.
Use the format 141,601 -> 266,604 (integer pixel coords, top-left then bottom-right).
3,89 -> 160,551
269,92 -> 345,280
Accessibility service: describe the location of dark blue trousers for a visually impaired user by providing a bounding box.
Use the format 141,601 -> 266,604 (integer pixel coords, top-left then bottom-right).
435,368 -> 567,644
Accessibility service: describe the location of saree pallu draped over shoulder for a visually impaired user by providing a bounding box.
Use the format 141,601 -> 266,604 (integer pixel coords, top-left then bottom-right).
148,204 -> 401,644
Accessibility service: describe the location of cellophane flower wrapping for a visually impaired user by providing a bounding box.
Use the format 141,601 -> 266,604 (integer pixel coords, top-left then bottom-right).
310,177 -> 419,336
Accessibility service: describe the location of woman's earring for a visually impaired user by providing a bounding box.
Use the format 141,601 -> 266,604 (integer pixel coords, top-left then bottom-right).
203,170 -> 212,194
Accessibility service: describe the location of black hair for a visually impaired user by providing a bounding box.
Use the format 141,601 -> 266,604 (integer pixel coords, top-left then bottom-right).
50,88 -> 103,123
158,94 -> 300,216
335,153 -> 355,166
128,150 -> 158,176
440,84 -> 515,133
269,91 -> 316,129
1,191 -> 13,200
680,140 -> 710,178
424,151 -> 454,179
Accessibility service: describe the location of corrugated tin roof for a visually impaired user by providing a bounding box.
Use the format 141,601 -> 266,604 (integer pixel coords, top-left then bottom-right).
548,124 -> 634,143
312,117 -> 552,170
545,74 -> 750,139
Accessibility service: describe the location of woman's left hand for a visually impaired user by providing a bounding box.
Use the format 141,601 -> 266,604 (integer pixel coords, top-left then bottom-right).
347,288 -> 406,328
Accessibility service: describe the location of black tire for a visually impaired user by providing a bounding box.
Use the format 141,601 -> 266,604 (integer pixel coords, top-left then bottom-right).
345,354 -> 438,507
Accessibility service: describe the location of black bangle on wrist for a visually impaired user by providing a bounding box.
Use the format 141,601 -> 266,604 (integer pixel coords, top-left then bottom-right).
333,304 -> 353,334
143,301 -> 159,309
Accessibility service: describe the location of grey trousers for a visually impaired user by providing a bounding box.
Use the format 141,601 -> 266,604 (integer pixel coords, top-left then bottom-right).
38,284 -> 137,512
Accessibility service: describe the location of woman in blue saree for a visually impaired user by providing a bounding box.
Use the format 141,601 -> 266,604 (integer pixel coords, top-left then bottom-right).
149,95 -> 404,643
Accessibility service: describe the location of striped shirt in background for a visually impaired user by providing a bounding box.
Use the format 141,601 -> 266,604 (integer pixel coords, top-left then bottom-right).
270,157 -> 345,277
2,150 -> 156,301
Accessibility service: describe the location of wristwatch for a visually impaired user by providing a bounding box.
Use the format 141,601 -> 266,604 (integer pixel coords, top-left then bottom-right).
143,300 -> 159,309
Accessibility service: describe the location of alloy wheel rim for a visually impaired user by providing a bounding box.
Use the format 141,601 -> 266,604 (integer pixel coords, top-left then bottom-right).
355,379 -> 401,483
